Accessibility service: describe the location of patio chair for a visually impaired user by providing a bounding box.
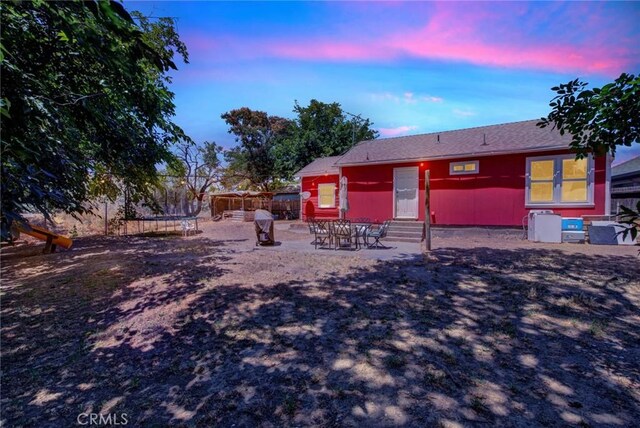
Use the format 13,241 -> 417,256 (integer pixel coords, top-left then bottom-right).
313,220 -> 332,249
366,220 -> 391,248
181,219 -> 196,237
307,217 -> 318,244
332,219 -> 354,250
352,223 -> 370,249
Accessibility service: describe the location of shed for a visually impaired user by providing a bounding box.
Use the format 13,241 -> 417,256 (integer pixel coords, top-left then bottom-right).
210,191 -> 273,221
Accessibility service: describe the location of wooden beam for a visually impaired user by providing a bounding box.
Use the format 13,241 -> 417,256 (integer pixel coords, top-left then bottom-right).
424,169 -> 431,253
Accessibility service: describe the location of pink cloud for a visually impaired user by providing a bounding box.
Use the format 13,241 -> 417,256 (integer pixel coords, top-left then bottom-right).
180,3 -> 638,77
260,3 -> 637,76
270,40 -> 394,62
266,32 -> 629,77
378,126 -> 418,137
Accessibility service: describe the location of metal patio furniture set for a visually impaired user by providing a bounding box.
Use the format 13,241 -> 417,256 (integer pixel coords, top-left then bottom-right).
307,218 -> 391,250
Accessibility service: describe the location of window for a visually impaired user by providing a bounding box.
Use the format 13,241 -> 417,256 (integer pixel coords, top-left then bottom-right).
450,160 -> 479,175
317,183 -> 336,208
526,155 -> 593,206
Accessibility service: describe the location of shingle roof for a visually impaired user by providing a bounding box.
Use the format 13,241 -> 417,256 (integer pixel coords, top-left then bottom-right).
334,119 -> 574,166
612,155 -> 640,178
294,155 -> 341,177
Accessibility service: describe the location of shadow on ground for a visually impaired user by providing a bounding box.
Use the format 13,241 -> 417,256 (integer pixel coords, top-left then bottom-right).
1,238 -> 639,427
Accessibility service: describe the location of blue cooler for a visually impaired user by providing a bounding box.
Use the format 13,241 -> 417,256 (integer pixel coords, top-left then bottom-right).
561,218 -> 584,231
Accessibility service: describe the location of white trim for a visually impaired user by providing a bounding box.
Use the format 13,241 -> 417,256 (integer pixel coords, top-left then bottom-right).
300,193 -> 304,220
338,167 -> 343,219
295,171 -> 339,178
393,166 -> 419,219
525,154 -> 594,207
335,145 -> 569,167
605,154 -> 612,215
317,183 -> 336,208
450,160 -> 479,175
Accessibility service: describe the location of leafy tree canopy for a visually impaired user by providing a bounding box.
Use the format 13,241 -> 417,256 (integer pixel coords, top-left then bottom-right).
221,107 -> 293,192
275,99 -> 379,179
537,73 -> 639,158
1,1 -> 189,232
538,73 -> 640,242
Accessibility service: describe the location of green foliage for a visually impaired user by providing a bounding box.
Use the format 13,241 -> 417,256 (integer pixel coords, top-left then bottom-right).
131,11 -> 189,73
618,201 -> 639,243
539,74 -> 640,247
1,1 -> 189,232
219,101 -> 378,189
537,73 -> 639,158
274,99 -> 379,179
108,205 -> 138,235
221,107 -> 293,191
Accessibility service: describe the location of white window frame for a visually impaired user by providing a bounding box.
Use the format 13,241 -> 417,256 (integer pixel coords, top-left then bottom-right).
450,160 -> 479,175
317,183 -> 336,208
525,154 -> 594,207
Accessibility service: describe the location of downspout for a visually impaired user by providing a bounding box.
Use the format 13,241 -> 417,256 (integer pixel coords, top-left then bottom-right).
338,167 -> 343,220
605,153 -> 612,216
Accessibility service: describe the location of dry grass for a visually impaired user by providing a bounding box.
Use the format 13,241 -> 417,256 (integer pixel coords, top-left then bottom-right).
1,221 -> 639,427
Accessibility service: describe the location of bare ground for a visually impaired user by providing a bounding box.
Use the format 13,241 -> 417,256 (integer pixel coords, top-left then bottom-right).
1,221 -> 639,427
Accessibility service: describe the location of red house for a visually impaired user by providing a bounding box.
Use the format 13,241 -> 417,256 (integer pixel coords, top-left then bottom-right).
296,155 -> 341,220
296,120 -> 612,226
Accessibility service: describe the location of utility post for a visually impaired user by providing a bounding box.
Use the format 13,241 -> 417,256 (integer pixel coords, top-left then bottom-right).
104,197 -> 108,236
423,169 -> 431,253
100,176 -> 108,236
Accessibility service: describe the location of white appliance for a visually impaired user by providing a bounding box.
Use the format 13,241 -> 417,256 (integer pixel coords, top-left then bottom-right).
562,231 -> 586,244
528,210 -> 562,243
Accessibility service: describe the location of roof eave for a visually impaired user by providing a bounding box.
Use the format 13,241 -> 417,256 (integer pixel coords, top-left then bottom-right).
612,170 -> 640,180
295,170 -> 340,178
334,145 -> 571,167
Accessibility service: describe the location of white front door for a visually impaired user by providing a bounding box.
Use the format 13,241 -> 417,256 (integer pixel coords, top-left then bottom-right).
394,167 -> 419,219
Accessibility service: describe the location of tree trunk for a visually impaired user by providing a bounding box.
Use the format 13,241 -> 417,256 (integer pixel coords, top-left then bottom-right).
190,196 -> 204,217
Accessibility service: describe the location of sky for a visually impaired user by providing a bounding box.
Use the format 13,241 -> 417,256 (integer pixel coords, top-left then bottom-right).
129,1 -> 640,164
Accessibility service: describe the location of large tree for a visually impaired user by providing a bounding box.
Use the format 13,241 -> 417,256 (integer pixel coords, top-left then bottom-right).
274,99 -> 379,179
538,73 -> 640,240
1,1 -> 189,234
167,141 -> 222,216
221,108 -> 293,192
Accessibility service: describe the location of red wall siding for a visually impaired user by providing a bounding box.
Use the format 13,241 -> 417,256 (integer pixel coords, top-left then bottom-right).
333,150 -> 607,227
301,175 -> 340,220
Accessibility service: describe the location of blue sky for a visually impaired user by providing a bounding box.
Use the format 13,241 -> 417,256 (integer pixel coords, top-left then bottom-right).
129,1 -> 640,164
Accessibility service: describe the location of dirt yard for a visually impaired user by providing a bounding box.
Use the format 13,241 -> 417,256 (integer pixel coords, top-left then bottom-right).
1,221 -> 639,427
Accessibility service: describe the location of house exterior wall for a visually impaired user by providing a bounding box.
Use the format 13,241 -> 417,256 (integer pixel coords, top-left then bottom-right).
611,171 -> 640,215
301,175 -> 340,220
335,150 -> 607,226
